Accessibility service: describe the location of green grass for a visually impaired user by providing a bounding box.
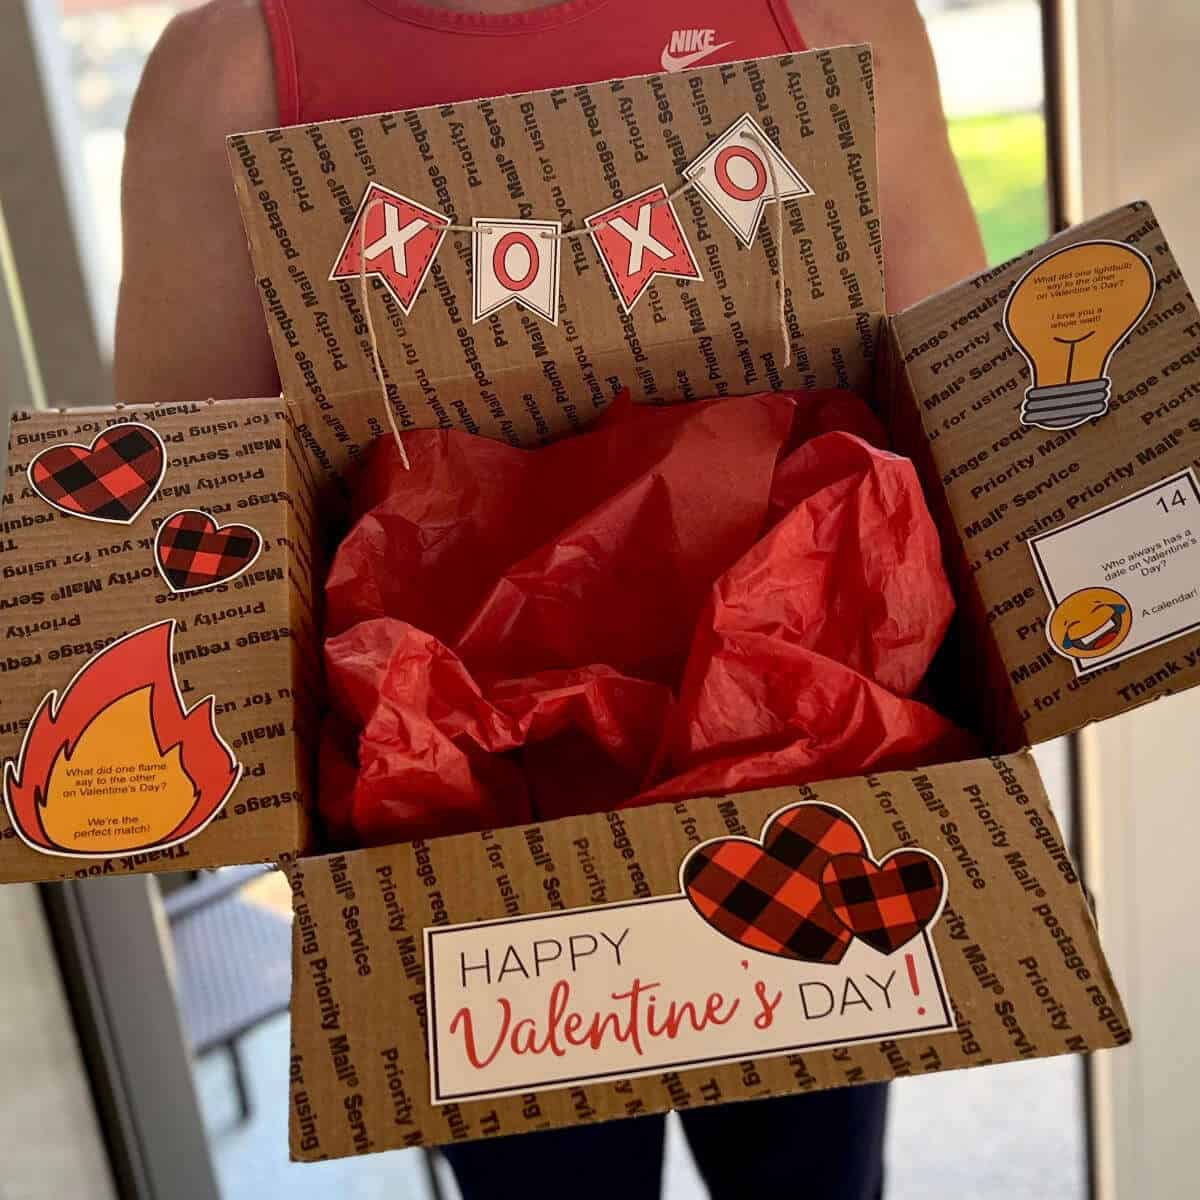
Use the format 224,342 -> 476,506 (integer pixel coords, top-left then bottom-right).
948,111 -> 1050,266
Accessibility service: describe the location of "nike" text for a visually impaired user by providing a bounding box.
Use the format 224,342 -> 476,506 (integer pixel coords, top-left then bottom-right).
661,29 -> 735,73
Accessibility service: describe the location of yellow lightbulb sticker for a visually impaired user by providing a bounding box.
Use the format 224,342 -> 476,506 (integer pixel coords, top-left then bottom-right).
1004,239 -> 1156,431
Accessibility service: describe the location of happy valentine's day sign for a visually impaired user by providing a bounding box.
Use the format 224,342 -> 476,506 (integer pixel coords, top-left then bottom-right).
425,803 -> 954,1103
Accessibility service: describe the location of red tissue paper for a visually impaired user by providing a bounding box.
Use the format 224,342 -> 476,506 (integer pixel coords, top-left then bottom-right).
320,390 -> 973,848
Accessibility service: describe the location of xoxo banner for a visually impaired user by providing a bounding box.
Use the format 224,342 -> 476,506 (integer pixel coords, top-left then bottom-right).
332,115 -> 810,325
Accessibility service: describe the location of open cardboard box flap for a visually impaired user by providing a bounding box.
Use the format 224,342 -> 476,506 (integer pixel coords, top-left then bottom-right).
285,752 -> 1127,1157
1,43 -> 1198,1160
228,46 -> 885,472
887,203 -> 1200,750
0,399 -> 319,881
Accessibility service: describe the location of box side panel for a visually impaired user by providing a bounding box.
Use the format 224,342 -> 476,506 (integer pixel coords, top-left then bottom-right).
228,48 -> 885,483
877,322 -> 1025,749
286,309 -> 885,490
288,755 -> 1127,1158
891,203 -> 1200,744
0,401 -> 307,882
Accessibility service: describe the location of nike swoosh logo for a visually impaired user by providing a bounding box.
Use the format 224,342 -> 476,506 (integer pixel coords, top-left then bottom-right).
661,40 -> 735,72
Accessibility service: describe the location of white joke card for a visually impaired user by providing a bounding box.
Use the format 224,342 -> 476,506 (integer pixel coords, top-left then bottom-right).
1029,469 -> 1200,675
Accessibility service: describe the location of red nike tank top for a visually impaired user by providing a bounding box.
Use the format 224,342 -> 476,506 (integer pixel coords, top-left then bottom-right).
263,0 -> 807,125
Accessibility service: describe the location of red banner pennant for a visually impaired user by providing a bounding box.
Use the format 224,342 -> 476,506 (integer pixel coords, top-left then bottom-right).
586,184 -> 702,314
330,182 -> 449,315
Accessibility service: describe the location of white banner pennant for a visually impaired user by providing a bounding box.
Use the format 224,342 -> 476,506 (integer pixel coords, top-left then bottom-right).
684,114 -> 813,247
472,218 -> 562,325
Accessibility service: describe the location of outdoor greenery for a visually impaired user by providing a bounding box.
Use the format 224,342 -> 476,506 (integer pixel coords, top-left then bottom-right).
949,110 -> 1049,265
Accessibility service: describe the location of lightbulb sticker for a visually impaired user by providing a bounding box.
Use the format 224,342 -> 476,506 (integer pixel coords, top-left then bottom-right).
1004,239 -> 1156,431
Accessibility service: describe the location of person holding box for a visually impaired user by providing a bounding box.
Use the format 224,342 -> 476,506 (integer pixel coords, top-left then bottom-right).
116,2 -> 986,1196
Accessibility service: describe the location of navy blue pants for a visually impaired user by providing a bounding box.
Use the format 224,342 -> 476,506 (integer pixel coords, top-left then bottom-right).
441,1084 -> 889,1199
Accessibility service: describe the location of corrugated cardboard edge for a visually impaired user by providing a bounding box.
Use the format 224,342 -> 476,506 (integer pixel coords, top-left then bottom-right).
282,401 -> 322,852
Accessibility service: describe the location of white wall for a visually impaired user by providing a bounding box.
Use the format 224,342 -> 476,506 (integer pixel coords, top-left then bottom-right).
1063,0 -> 1200,275
1060,4 -> 1200,1198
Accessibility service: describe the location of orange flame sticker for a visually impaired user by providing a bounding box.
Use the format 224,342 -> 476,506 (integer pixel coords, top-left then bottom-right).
3,621 -> 242,857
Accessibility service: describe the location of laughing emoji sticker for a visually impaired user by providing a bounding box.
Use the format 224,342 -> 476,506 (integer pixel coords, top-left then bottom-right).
1048,587 -> 1132,662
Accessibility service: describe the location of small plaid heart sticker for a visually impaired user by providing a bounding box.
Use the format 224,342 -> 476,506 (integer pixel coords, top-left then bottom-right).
680,803 -> 869,965
820,850 -> 947,956
28,423 -> 166,524
155,509 -> 263,594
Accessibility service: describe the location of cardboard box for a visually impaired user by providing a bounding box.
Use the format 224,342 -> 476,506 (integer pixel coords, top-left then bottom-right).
2,45 -> 1198,1155
238,48 -> 1198,1156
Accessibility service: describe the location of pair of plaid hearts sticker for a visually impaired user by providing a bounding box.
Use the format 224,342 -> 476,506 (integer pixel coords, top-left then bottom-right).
26,423 -> 263,595
681,802 -> 947,965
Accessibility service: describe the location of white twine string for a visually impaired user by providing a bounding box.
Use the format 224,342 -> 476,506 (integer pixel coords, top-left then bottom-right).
438,174 -> 697,239
359,200 -> 412,470
754,129 -> 792,369
357,127 -> 792,467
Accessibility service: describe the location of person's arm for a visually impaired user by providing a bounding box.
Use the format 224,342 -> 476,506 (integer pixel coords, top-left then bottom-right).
114,0 -> 280,405
795,0 -> 988,311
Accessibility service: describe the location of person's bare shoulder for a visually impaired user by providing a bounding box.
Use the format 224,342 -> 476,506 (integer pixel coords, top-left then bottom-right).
790,0 -> 948,124
793,0 -> 928,68
115,0 -> 280,405
132,0 -> 276,145
788,0 -> 987,310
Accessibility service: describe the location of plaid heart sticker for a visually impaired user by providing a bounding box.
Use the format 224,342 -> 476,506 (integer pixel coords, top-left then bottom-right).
27,423 -> 166,524
680,803 -> 869,965
820,850 -> 947,956
155,509 -> 263,594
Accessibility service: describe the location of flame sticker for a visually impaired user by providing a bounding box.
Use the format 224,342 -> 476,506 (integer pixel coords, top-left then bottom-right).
3,621 -> 242,858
